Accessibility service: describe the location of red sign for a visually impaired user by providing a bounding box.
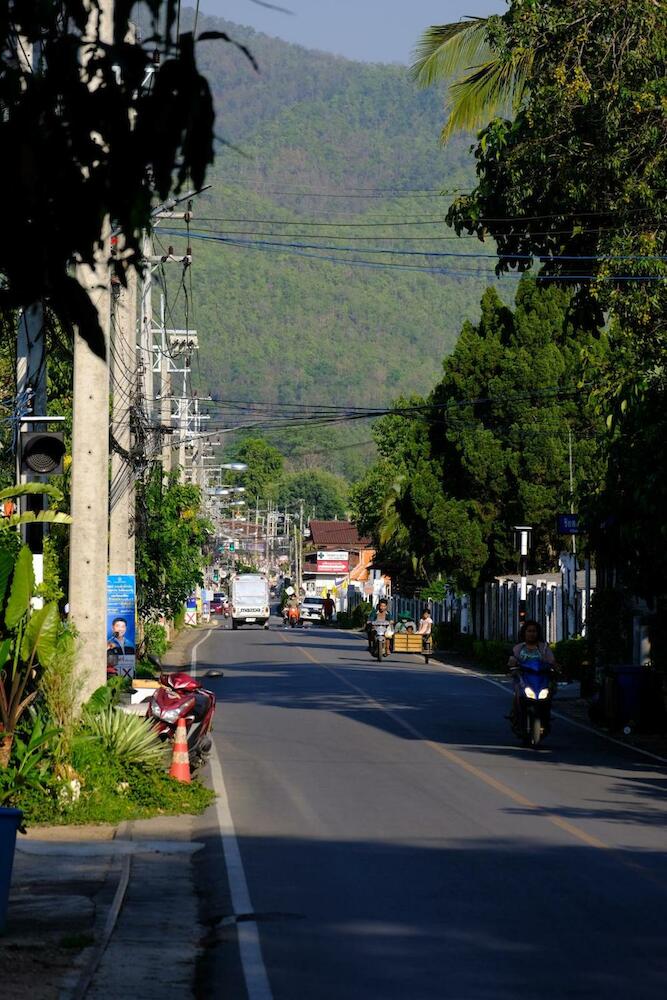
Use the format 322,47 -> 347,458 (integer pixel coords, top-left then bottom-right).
316,550 -> 349,573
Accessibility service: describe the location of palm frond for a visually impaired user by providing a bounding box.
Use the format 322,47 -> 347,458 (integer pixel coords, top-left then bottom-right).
411,18 -> 491,88
442,48 -> 534,141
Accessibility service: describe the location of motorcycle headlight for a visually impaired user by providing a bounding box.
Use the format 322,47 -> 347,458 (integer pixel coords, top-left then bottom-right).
524,687 -> 536,699
153,704 -> 182,723
538,688 -> 550,700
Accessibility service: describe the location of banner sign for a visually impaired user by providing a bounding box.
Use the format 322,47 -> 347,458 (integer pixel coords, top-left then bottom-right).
107,575 -> 136,679
316,550 -> 349,573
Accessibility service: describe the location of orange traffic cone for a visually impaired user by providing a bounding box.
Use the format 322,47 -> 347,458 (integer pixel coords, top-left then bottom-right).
169,718 -> 191,783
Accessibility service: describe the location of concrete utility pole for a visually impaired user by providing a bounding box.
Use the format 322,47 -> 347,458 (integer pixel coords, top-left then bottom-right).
109,264 -> 137,576
69,0 -> 113,702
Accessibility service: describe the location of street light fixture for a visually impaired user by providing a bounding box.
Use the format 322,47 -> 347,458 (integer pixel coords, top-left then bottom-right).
221,462 -> 247,472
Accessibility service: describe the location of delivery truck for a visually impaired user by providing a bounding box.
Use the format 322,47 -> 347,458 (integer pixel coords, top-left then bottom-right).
230,574 -> 271,630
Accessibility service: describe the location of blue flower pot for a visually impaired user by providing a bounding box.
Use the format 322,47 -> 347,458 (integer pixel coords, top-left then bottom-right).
0,807 -> 22,933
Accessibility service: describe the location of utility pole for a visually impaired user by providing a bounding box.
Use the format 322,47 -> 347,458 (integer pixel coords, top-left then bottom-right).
69,0 -> 113,702
109,261 -> 137,576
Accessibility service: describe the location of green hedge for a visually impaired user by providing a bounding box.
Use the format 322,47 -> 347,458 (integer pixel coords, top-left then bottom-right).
472,639 -> 512,671
552,637 -> 590,681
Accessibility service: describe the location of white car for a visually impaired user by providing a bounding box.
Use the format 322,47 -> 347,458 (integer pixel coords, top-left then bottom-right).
299,597 -> 327,622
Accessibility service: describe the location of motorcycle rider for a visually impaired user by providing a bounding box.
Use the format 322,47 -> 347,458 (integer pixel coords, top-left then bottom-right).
507,620 -> 557,726
367,598 -> 393,657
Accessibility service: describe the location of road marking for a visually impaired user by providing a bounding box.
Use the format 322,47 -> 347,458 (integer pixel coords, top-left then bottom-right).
196,626 -> 274,1000
210,744 -> 274,1000
280,633 -> 611,852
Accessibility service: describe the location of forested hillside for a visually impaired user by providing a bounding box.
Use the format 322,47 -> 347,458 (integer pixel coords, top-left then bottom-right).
160,12 -> 509,478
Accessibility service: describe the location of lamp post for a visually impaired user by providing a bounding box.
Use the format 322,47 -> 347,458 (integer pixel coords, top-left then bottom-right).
512,525 -> 533,629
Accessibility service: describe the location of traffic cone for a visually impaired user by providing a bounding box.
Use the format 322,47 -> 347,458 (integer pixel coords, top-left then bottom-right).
169,718 -> 191,783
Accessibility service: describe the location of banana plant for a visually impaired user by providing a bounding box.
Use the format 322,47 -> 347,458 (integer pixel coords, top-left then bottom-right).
0,544 -> 61,767
0,483 -> 72,532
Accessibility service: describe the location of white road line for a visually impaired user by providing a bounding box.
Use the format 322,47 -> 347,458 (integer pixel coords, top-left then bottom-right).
210,744 -> 274,1000
194,627 -> 274,1000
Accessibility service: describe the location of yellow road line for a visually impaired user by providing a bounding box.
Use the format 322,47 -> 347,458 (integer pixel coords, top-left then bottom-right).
280,633 -> 610,852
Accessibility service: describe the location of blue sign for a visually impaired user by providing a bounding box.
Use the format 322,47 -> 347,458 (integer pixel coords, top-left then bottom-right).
107,574 -> 137,678
557,514 -> 579,534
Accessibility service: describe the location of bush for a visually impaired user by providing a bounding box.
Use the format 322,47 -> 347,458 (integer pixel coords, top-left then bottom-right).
336,611 -> 353,629
552,637 -> 590,682
472,639 -> 512,671
351,601 -> 372,628
81,708 -> 168,769
143,621 -> 168,658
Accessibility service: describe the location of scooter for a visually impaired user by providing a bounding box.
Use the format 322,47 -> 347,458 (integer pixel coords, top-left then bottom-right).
287,605 -> 300,629
146,665 -> 217,770
510,661 -> 555,747
369,621 -> 393,662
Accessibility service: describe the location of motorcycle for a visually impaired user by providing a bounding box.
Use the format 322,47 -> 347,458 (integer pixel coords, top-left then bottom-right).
146,665 -> 217,770
510,661 -> 555,747
368,620 -> 393,662
286,605 -> 300,629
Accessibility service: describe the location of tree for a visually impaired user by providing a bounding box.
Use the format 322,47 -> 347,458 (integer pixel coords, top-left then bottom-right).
274,471 -> 348,521
353,278 -> 606,591
0,2 -> 254,354
135,468 -> 210,620
417,1 -> 667,598
231,437 -> 284,507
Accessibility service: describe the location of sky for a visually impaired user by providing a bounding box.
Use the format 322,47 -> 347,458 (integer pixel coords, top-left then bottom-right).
200,1 -> 507,65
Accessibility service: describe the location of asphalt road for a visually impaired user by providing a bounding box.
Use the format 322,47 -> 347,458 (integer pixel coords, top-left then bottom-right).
192,620 -> 667,1000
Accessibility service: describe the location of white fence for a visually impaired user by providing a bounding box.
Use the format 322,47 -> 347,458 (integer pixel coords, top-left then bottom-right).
350,577 -> 593,644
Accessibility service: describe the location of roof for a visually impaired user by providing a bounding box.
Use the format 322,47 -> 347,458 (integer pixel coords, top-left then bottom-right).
308,520 -> 371,549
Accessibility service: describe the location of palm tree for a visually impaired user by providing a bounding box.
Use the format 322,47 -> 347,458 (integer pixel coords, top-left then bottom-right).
411,16 -> 534,143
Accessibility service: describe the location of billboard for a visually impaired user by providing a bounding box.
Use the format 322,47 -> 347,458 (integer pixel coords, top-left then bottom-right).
316,550 -> 349,573
107,574 -> 136,679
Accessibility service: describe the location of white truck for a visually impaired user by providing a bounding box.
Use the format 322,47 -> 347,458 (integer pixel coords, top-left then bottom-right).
230,574 -> 271,630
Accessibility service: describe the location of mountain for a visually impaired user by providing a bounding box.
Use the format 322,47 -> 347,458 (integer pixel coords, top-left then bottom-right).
158,12 -> 508,479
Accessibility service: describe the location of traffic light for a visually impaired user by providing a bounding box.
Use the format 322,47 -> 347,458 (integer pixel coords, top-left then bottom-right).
20,432 -> 66,476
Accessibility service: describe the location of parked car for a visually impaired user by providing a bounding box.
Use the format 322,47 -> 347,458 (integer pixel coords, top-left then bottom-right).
300,596 -> 327,622
211,592 -> 228,615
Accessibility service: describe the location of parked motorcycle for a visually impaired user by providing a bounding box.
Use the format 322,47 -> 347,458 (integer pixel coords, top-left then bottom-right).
510,661 -> 555,746
146,666 -> 217,770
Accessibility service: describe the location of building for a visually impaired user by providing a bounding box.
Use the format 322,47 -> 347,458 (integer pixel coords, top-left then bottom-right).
302,520 -> 389,607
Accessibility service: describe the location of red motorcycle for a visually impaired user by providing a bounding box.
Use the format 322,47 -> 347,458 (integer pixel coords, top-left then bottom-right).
146,670 -> 216,771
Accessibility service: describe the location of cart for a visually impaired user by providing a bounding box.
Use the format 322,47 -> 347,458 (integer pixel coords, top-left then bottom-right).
392,631 -> 432,664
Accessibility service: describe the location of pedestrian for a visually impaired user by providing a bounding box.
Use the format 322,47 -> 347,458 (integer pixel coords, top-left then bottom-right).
322,591 -> 335,623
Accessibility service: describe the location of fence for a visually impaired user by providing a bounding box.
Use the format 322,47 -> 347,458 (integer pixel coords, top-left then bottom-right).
354,577 -> 592,644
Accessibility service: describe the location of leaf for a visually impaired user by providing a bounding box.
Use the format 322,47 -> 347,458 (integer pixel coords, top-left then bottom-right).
0,483 -> 63,503
0,511 -> 72,531
0,548 -> 16,607
21,603 -> 60,667
5,546 -> 35,630
0,638 -> 11,671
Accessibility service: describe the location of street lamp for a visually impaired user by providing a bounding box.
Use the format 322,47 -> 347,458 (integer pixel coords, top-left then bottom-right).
221,462 -> 247,472
512,525 -> 533,626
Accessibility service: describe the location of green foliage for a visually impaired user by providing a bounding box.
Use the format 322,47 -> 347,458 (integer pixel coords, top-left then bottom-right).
587,590 -> 634,667
355,279 -> 604,590
552,638 -> 590,682
231,438 -> 284,506
351,601 -> 372,629
142,622 -> 169,659
424,1 -> 667,598
83,676 -> 130,716
0,2 -> 224,355
81,709 -> 168,771
0,712 -> 59,809
0,543 -> 62,767
274,470 -> 348,520
472,639 -> 512,672
136,467 -> 210,620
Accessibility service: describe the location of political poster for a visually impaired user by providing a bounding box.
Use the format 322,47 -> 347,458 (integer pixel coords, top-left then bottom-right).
107,574 -> 137,679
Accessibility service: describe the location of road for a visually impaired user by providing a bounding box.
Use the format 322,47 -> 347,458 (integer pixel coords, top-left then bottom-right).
192,620 -> 667,1000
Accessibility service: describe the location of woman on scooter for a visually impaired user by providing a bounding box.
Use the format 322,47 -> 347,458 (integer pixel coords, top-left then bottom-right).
507,620 -> 557,722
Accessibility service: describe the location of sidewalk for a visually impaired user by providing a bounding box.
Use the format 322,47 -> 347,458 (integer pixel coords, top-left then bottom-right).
0,622 -> 218,1000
